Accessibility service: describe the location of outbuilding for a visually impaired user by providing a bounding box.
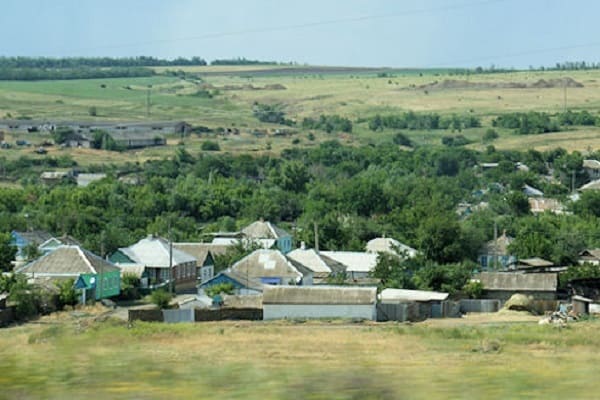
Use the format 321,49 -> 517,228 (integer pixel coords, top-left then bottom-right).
262,285 -> 377,320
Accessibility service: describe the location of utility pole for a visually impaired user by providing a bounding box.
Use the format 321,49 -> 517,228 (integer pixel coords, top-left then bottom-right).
168,220 -> 174,294
493,221 -> 498,270
313,222 -> 319,252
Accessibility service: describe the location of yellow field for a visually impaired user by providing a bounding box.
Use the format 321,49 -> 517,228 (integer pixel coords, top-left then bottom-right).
1,309 -> 600,399
1,66 -> 600,167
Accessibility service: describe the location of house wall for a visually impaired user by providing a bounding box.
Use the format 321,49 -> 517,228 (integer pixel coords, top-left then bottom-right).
81,271 -> 120,299
479,254 -> 516,269
276,236 -> 292,254
263,304 -> 376,321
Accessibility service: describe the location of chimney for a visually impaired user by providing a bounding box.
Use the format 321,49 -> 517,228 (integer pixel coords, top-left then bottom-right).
300,241 -> 306,250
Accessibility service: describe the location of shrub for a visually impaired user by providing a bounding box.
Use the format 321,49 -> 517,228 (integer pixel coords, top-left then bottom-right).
56,279 -> 78,309
205,282 -> 235,298
150,289 -> 173,309
201,141 -> 220,151
392,132 -> 412,147
463,281 -> 484,299
483,129 -> 499,142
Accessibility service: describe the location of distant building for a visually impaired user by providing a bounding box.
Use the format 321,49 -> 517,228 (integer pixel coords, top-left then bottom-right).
173,242 -> 230,283
583,159 -> 600,180
528,198 -> 565,214
578,249 -> 600,266
319,251 -> 378,281
478,272 -> 557,301
365,237 -> 418,259
16,245 -> 120,301
76,173 -> 107,187
240,220 -> 293,254
579,179 -> 600,192
230,249 -> 303,286
478,231 -> 516,270
109,235 -> 197,291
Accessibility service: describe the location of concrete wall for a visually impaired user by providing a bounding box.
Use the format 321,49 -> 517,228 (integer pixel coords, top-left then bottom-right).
263,304 -> 376,321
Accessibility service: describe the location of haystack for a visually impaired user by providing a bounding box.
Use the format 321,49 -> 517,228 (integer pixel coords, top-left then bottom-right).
503,294 -> 534,312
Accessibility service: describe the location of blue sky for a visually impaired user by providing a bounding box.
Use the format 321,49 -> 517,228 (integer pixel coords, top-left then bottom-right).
1,0 -> 598,68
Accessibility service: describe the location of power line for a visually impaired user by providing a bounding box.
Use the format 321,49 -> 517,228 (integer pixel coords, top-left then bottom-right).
66,0 -> 512,53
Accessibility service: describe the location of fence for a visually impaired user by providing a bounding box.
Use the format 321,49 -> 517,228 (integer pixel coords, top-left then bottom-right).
459,299 -> 502,313
128,307 -> 263,323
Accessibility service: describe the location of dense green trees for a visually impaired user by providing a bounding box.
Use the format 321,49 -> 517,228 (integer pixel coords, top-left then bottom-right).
0,140 -> 598,274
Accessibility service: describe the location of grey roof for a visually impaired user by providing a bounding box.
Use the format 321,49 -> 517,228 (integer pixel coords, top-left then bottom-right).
379,288 -> 449,303
13,230 -> 53,245
117,236 -> 196,268
479,272 -> 557,292
200,270 -> 264,292
516,257 -> 554,268
241,220 -> 290,240
319,251 -> 378,273
583,159 -> 600,170
579,248 -> 600,260
17,245 -> 119,276
579,179 -> 600,191
76,173 -> 107,187
286,248 -> 332,276
262,285 -> 377,305
523,184 -> 544,197
366,237 -> 417,258
231,249 -> 302,283
173,242 -> 231,265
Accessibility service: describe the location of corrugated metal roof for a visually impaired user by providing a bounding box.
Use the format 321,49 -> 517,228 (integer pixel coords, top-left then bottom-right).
173,242 -> 231,265
579,179 -> 600,191
366,237 -> 417,258
380,288 -> 449,303
479,272 -> 557,291
118,236 -> 196,268
287,248 -> 332,274
263,285 -> 377,305
17,245 -> 119,276
320,251 -> 378,273
241,220 -> 289,240
583,159 -> 600,170
231,249 -> 302,283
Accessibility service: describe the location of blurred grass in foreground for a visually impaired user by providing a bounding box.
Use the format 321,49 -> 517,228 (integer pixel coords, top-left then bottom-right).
1,316 -> 600,399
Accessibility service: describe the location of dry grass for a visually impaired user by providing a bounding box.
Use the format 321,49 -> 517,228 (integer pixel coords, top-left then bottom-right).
1,309 -> 600,399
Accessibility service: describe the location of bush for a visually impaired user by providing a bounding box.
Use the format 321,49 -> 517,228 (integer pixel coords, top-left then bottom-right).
88,106 -> 97,116
483,129 -> 499,142
201,141 -> 220,151
205,282 -> 235,298
463,281 -> 484,299
392,132 -> 412,147
120,273 -> 142,300
150,289 -> 173,309
56,279 -> 78,309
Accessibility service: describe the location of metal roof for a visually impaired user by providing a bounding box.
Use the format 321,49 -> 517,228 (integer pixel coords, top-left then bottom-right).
262,285 -> 377,305
366,237 -> 417,258
379,288 -> 449,303
319,251 -> 378,273
231,249 -> 302,283
17,245 -> 119,276
117,236 -> 196,268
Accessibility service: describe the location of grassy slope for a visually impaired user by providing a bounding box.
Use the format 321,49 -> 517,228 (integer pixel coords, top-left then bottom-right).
1,312 -> 600,399
0,67 -> 600,167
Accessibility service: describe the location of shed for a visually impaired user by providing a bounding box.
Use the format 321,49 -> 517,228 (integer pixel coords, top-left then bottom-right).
478,272 -> 557,301
262,285 -> 377,320
571,295 -> 592,315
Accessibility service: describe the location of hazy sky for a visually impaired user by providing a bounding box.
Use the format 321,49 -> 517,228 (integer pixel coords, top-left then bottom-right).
1,0 -> 599,68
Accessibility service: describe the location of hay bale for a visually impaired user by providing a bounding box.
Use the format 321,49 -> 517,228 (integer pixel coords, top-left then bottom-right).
503,294 -> 534,312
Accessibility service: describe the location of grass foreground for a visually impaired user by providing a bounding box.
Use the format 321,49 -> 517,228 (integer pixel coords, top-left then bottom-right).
1,309 -> 599,399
